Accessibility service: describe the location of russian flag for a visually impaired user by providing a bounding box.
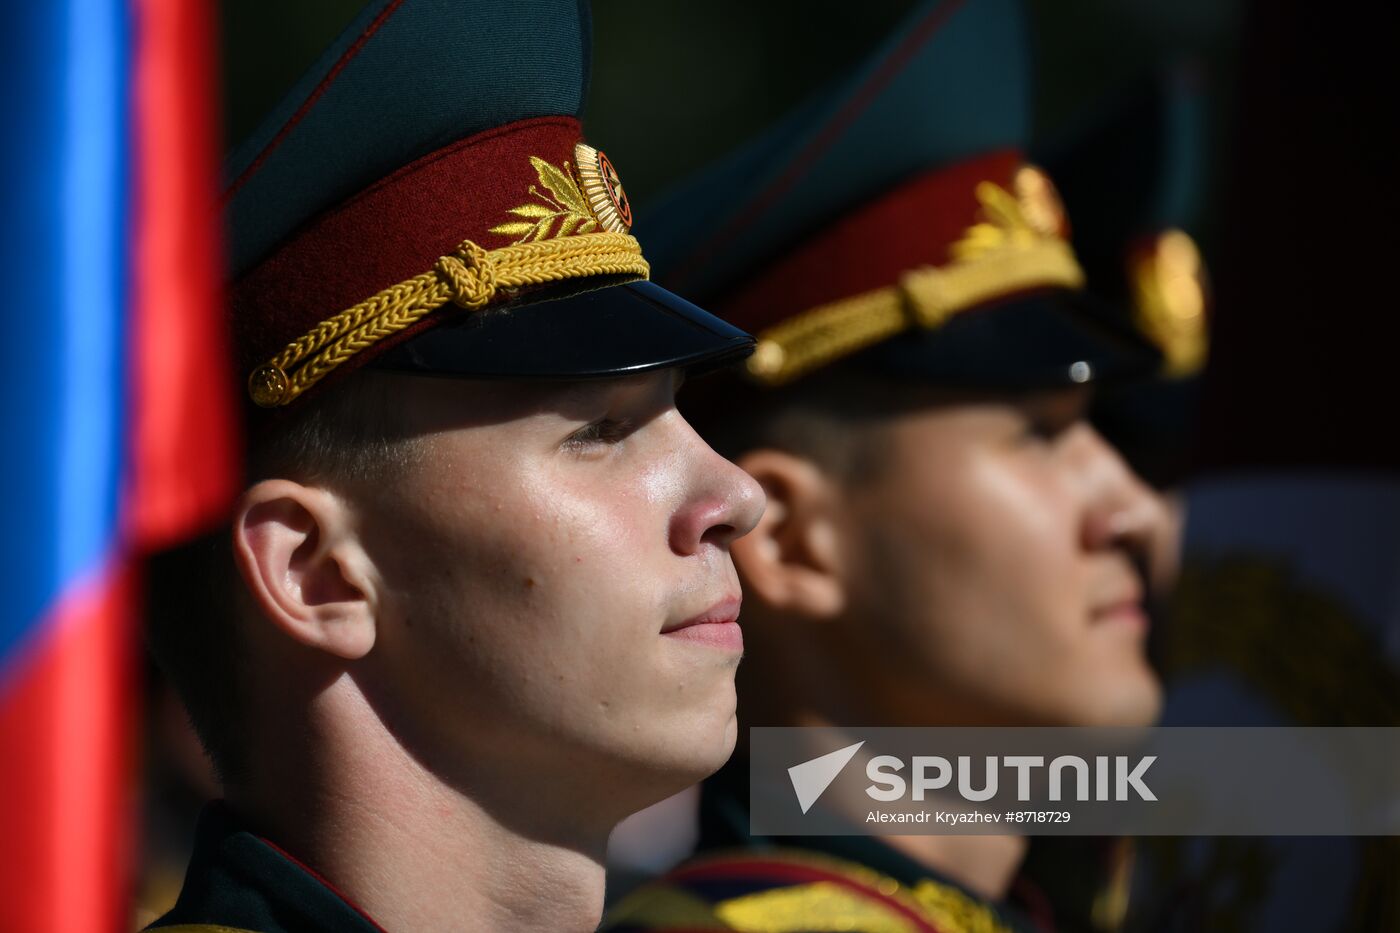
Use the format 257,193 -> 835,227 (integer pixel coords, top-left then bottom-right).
0,0 -> 236,928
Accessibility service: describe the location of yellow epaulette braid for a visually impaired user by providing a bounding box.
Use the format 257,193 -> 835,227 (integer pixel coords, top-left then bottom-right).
247,231 -> 649,407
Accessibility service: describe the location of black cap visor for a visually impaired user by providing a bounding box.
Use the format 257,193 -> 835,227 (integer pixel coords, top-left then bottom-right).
373,279 -> 755,380
853,289 -> 1161,390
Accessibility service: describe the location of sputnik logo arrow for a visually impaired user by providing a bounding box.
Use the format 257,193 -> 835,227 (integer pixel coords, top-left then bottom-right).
788,741 -> 865,814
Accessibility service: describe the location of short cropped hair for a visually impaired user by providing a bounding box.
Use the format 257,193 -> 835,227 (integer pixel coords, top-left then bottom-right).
146,371 -> 423,783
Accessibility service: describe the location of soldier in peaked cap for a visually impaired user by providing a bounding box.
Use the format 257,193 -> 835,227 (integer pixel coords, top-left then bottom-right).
1010,69 -> 1214,933
602,1 -> 1172,931
144,1 -> 765,930
1041,68 -> 1211,496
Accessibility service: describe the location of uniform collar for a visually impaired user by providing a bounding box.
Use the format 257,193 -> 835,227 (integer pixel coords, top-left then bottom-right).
697,756 -> 1048,932
148,802 -> 386,933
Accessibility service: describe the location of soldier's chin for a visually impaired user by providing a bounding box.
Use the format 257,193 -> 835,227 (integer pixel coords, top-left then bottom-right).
1006,665 -> 1162,728
632,708 -> 738,803
1074,667 -> 1163,728
684,714 -> 738,787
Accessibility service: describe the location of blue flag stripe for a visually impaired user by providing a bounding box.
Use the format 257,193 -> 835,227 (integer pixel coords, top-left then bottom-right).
0,0 -> 129,672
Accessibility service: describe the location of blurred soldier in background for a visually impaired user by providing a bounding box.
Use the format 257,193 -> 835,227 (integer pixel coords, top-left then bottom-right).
1122,0 -> 1400,928
143,0 -> 765,929
1044,70 -> 1211,496
603,0 -> 1172,930
1015,68 -> 1213,933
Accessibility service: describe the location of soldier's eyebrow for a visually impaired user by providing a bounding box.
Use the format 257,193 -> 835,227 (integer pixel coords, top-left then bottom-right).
540,371 -> 672,420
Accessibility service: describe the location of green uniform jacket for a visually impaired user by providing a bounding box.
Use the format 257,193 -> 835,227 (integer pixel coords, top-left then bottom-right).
602,760 -> 1051,933
146,804 -> 384,933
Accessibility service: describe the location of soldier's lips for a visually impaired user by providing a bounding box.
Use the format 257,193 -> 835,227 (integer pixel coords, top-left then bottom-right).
662,596 -> 743,651
1091,598 -> 1149,631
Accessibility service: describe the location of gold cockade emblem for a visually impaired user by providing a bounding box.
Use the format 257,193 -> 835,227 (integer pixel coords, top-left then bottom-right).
489,145 -> 634,245
1012,164 -> 1069,237
574,142 -> 633,234
1130,229 -> 1209,377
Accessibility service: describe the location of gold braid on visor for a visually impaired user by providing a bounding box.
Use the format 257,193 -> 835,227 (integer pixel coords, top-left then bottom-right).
248,231 -> 649,407
745,173 -> 1087,387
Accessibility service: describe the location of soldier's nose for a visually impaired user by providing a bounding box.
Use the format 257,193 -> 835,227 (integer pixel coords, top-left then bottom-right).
669,454 -> 765,557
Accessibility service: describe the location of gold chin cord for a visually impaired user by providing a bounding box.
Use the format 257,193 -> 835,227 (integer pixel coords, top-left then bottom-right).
744,173 -> 1087,387
745,236 -> 1085,387
247,231 -> 649,408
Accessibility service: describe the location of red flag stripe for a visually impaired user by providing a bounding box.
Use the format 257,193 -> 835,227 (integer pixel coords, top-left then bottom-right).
126,0 -> 239,551
0,565 -> 134,932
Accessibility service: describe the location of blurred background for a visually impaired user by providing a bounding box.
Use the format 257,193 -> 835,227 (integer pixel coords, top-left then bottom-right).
208,3 -> 1396,931
2,1 -> 1394,930
222,1 -> 1240,229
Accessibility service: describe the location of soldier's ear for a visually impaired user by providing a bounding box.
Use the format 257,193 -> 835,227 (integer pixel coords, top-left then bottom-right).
231,480 -> 379,660
731,449 -> 845,620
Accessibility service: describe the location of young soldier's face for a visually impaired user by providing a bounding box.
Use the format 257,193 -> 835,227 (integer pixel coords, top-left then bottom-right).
842,387 -> 1163,727
348,371 -> 763,818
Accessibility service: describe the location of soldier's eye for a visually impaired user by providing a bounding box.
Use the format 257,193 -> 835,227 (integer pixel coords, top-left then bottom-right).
563,417 -> 635,452
1020,413 -> 1075,444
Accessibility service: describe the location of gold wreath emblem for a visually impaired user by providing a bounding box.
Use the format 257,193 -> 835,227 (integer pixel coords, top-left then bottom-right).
950,164 -> 1071,263
489,156 -> 603,244
575,142 -> 633,234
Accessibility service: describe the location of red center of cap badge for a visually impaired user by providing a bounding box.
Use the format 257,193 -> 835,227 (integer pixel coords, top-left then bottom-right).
575,143 -> 633,234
